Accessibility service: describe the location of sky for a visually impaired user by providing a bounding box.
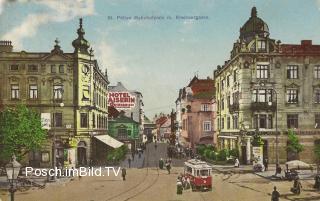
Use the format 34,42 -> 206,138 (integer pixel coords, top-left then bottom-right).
1,0 -> 320,118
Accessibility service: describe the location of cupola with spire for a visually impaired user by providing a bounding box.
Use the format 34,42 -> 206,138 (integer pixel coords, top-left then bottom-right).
240,7 -> 269,42
72,18 -> 90,54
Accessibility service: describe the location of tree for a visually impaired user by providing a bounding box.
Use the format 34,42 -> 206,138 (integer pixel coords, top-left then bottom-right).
0,104 -> 46,161
287,129 -> 303,160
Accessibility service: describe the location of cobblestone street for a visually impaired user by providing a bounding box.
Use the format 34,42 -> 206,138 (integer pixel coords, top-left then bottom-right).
1,143 -> 320,201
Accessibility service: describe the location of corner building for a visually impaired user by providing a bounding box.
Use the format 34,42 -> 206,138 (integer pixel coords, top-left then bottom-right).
0,19 -> 109,167
214,7 -> 320,164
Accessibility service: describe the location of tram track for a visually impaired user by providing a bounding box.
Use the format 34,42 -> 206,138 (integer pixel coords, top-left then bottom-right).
105,143 -> 160,201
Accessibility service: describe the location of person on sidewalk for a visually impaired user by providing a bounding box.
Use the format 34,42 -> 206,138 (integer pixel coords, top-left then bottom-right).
264,158 -> 268,171
271,186 -> 280,201
121,167 -> 127,181
234,158 -> 240,168
128,157 -> 132,168
159,158 -> 164,169
166,160 -> 171,174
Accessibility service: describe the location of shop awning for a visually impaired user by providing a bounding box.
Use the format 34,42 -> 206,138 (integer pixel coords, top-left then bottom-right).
94,135 -> 124,148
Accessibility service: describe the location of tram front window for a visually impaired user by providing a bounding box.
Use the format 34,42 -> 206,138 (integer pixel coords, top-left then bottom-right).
200,169 -> 209,176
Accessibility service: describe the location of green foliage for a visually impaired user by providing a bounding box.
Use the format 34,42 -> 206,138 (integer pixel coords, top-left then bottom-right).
217,149 -> 229,161
229,148 -> 239,158
106,145 -> 128,163
287,129 -> 304,154
0,105 -> 46,161
196,144 -> 207,155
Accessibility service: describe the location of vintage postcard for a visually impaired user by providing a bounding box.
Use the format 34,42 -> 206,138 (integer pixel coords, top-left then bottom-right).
0,0 -> 319,201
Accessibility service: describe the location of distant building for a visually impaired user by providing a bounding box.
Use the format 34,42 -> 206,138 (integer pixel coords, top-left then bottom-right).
143,116 -> 156,143
176,76 -> 216,150
214,7 -> 320,164
108,82 -> 144,146
0,19 -> 112,167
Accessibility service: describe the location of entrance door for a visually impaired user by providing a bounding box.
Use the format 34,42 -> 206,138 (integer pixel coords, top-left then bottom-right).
241,146 -> 247,165
77,141 -> 87,166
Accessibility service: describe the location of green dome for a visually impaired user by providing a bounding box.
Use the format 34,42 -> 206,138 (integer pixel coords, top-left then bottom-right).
240,7 -> 269,41
72,18 -> 90,54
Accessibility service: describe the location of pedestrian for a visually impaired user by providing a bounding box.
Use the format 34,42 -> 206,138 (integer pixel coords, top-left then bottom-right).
128,157 -> 131,168
271,186 -> 280,201
132,152 -> 135,161
166,161 -> 171,174
234,158 -> 240,168
121,167 -> 127,181
159,158 -> 164,169
264,158 -> 268,171
176,179 -> 183,194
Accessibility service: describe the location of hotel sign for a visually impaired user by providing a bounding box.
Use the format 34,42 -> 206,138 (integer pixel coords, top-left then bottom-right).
108,92 -> 136,110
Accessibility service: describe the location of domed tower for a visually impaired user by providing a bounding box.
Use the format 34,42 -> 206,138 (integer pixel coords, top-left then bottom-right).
72,18 -> 90,55
240,7 -> 269,42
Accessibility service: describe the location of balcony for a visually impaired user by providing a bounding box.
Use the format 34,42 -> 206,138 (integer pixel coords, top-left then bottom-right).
250,102 -> 276,112
229,103 -> 239,113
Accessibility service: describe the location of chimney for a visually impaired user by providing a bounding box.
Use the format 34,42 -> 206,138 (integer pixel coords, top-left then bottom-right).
0,41 -> 13,52
301,40 -> 312,46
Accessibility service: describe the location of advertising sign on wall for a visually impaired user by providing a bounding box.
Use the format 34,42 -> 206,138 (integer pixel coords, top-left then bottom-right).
108,92 -> 136,110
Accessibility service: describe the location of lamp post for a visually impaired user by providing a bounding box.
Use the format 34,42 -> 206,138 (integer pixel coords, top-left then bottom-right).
52,87 -> 64,181
5,155 -> 21,201
268,89 -> 278,164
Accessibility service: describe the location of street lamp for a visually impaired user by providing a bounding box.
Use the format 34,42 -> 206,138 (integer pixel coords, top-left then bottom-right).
52,87 -> 64,181
268,89 -> 278,164
5,155 -> 21,201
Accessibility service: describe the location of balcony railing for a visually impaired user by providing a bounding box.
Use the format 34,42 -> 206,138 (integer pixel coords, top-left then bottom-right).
250,102 -> 276,111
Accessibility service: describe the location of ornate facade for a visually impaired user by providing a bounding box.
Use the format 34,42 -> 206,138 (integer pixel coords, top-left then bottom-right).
214,7 -> 320,164
0,19 -> 109,167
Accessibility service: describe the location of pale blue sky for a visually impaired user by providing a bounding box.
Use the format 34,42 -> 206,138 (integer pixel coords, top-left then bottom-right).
1,0 -> 320,118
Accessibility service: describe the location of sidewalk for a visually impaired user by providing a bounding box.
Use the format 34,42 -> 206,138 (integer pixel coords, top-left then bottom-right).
120,151 -> 145,169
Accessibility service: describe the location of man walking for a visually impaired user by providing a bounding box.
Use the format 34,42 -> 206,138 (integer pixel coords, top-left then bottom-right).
271,186 -> 280,201
122,167 -> 127,181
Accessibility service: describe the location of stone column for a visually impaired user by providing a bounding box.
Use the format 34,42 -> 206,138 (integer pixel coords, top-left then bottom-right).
246,137 -> 251,164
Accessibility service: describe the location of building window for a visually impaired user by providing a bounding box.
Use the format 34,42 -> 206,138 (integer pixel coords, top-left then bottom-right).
232,92 -> 239,104
233,70 -> 237,83
256,65 -> 269,79
92,113 -> 95,128
286,89 -> 298,103
227,117 -> 231,129
10,65 -> 19,71
217,83 -> 219,93
221,118 -> 224,129
259,114 -> 267,129
315,66 -> 320,79
315,89 -> 320,103
287,114 -> 298,129
11,85 -> 19,99
80,113 -> 88,128
53,113 -> 62,127
221,79 -> 225,90
227,96 -> 231,107
29,85 -> 38,99
257,40 -> 266,52
315,114 -> 320,129
233,115 -> 238,129
252,89 -> 272,103
217,118 -> 220,130
51,65 -> 56,73
28,65 -> 38,72
268,115 -> 273,129
221,98 -> 224,110
53,85 -> 63,100
227,75 -> 230,87
118,128 -> 127,139
201,104 -> 210,111
59,65 -> 64,73
287,65 -> 298,79
203,121 -> 211,131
